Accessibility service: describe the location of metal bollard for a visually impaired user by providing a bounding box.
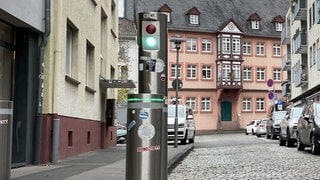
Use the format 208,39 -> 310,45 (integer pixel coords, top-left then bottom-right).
126,94 -> 164,180
0,100 -> 13,180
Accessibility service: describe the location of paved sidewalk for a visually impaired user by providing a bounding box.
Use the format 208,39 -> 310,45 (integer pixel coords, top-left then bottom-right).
11,144 -> 193,180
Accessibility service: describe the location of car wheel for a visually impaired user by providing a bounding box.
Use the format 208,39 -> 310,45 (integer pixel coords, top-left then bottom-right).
279,135 -> 285,146
245,129 -> 248,135
311,134 -> 320,155
180,131 -> 187,145
252,129 -> 255,135
256,134 -> 261,137
297,133 -> 305,151
189,131 -> 195,143
286,130 -> 294,147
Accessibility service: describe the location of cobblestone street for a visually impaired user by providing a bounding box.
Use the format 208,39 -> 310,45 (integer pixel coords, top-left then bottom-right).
169,134 -> 320,180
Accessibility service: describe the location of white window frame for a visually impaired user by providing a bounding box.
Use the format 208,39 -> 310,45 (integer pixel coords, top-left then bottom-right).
251,20 -> 260,29
273,44 -> 281,56
201,97 -> 211,111
202,39 -> 212,52
243,67 -> 252,80
256,67 -> 265,81
186,97 -> 196,111
232,38 -> 241,54
222,37 -> 231,54
256,42 -> 265,55
273,68 -> 281,81
187,65 -> 197,79
256,98 -> 265,111
171,64 -> 181,78
242,42 -> 251,55
202,65 -> 212,79
275,22 -> 283,31
242,98 -> 251,111
187,38 -> 197,51
189,15 -> 199,25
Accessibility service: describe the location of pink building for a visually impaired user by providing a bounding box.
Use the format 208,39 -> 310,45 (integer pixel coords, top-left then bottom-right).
130,0 -> 290,133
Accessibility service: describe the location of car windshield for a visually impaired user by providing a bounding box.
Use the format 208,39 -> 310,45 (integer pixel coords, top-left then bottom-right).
273,111 -> 286,123
292,108 -> 303,118
168,106 -> 185,118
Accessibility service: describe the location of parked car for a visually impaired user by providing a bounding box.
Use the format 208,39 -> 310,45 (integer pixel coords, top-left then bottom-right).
296,101 -> 320,154
116,123 -> 127,144
266,111 -> 287,139
279,106 -> 303,147
167,104 -> 196,145
256,118 -> 268,137
245,120 -> 261,135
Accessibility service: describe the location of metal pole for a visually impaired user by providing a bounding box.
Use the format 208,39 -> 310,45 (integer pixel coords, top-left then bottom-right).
170,35 -> 185,148
174,45 -> 180,148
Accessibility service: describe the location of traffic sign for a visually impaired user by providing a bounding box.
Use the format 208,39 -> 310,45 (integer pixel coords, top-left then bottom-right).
267,79 -> 273,87
172,79 -> 183,89
268,92 -> 274,99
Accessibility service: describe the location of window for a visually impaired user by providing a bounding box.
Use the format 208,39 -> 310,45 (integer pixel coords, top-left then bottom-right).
189,15 -> 199,25
86,41 -> 95,87
243,42 -> 251,55
273,44 -> 281,56
187,65 -> 197,79
222,64 -> 231,80
186,97 -> 196,111
251,20 -> 260,29
187,38 -> 197,51
171,64 -> 181,78
242,98 -> 251,111
275,22 -> 282,31
243,67 -> 252,80
202,65 -> 212,79
202,39 -> 211,52
256,98 -> 265,111
256,67 -> 265,81
201,97 -> 211,111
256,42 -> 265,56
66,23 -> 78,77
232,38 -> 241,54
273,68 -> 281,81
232,65 -> 241,81
222,37 -> 231,54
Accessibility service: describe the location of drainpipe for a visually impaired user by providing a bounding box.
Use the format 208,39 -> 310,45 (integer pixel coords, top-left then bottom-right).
34,0 -> 51,164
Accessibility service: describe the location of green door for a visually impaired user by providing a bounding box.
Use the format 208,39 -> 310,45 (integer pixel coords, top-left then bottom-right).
221,101 -> 232,121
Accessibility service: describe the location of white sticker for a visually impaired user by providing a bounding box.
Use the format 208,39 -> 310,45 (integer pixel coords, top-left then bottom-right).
137,124 -> 155,141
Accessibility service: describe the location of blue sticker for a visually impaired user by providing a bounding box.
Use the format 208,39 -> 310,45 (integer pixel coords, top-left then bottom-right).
139,111 -> 148,120
128,120 -> 136,131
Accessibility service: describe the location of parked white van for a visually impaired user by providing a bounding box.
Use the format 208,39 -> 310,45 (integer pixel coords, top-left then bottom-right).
167,104 -> 196,144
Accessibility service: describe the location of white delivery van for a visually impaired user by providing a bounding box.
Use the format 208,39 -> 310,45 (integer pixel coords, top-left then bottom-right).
167,104 -> 196,144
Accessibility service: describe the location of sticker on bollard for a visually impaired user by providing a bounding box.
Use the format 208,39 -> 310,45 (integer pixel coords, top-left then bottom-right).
137,123 -> 155,140
0,119 -> 9,124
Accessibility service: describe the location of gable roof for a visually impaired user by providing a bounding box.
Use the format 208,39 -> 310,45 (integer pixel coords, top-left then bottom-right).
186,7 -> 201,15
158,3 -> 172,12
132,0 -> 290,37
247,12 -> 261,21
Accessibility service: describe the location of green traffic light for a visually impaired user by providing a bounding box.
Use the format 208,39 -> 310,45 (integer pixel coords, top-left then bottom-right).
143,36 -> 158,50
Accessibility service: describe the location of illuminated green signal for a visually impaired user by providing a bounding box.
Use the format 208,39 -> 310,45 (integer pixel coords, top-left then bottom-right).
142,21 -> 160,50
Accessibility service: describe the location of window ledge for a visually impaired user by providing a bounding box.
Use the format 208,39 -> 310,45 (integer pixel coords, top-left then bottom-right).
65,75 -> 81,86
85,86 -> 96,94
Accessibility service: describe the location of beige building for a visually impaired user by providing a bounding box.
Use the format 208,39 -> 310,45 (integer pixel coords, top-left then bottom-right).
130,0 -> 290,133
282,0 -> 320,105
41,0 -> 119,163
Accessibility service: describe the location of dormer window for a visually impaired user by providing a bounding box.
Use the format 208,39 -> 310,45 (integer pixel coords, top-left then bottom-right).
272,15 -> 285,32
251,20 -> 260,29
247,12 -> 261,30
186,7 -> 201,26
189,15 -> 199,25
158,4 -> 172,23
